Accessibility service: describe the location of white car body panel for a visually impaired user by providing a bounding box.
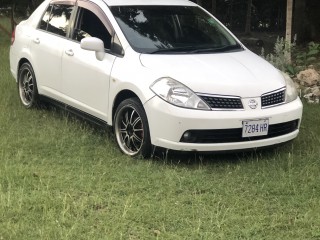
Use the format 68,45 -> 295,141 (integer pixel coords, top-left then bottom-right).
140,50 -> 285,97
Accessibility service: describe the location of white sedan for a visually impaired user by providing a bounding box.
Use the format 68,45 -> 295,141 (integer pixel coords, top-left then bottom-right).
10,0 -> 303,157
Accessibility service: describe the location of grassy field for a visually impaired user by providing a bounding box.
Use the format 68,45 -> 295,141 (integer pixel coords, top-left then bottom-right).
1,21 -> 320,239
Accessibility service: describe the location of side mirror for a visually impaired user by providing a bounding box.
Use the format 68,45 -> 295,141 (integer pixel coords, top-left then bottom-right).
80,37 -> 105,61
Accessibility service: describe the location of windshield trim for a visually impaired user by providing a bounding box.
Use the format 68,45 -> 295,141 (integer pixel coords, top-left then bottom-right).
147,43 -> 244,54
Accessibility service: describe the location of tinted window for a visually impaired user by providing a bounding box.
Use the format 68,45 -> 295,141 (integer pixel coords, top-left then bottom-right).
73,8 -> 112,49
39,4 -> 74,37
111,6 -> 240,54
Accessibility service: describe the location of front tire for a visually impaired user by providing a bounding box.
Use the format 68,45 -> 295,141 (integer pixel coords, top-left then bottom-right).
114,98 -> 152,157
18,62 -> 39,108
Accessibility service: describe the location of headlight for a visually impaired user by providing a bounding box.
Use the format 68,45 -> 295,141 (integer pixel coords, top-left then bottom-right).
282,72 -> 298,103
150,77 -> 210,110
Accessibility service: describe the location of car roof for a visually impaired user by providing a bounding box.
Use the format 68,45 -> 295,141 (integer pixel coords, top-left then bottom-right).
102,0 -> 197,7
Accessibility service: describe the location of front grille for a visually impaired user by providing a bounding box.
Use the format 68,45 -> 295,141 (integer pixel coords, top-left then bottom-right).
261,89 -> 285,108
180,120 -> 299,143
199,95 -> 243,109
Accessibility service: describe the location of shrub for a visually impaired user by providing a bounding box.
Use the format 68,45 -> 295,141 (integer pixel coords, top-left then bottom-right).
261,36 -> 296,75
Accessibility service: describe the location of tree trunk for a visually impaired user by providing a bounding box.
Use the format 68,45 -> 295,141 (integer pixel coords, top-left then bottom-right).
245,0 -> 252,34
10,4 -> 15,33
293,0 -> 306,43
229,0 -> 234,28
285,0 -> 293,63
211,0 -> 217,15
285,0 -> 293,43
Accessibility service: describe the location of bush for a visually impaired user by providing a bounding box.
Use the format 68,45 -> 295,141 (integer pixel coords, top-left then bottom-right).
262,37 -> 320,77
261,36 -> 296,75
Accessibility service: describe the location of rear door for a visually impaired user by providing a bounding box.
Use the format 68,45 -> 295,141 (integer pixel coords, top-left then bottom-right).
30,1 -> 76,100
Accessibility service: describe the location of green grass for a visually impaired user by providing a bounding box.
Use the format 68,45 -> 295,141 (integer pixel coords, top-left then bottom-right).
1,25 -> 320,239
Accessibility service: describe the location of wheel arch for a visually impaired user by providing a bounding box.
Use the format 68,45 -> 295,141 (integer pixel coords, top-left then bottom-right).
11,58 -> 32,81
18,58 -> 32,73
111,90 -> 143,125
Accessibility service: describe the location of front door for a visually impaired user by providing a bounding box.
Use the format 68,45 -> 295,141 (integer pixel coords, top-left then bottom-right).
61,5 -> 116,121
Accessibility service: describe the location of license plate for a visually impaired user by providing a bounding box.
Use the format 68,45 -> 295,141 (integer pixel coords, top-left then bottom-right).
242,119 -> 269,138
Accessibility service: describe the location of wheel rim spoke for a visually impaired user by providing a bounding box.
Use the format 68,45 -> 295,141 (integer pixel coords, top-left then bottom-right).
129,110 -> 136,125
132,134 -> 142,148
125,135 -> 131,148
26,90 -> 32,102
27,72 -> 32,82
132,116 -> 141,127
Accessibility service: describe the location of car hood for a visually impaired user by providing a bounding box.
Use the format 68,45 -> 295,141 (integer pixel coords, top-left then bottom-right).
140,50 -> 285,98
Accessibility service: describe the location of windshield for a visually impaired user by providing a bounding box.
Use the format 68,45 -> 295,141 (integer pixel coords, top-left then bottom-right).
110,5 -> 242,54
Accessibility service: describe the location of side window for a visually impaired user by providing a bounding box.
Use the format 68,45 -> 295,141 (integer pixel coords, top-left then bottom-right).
39,5 -> 52,30
73,8 -> 112,49
39,4 -> 74,37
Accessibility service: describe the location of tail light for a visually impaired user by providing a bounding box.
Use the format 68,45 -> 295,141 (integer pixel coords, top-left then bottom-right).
11,27 -> 15,45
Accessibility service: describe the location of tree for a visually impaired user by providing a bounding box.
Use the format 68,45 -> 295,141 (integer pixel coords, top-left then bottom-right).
285,0 -> 293,63
245,0 -> 252,34
293,0 -> 306,43
0,0 -> 43,33
211,0 -> 217,15
285,0 -> 293,43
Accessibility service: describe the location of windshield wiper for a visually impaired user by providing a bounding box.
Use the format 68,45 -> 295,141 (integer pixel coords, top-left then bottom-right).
148,46 -> 198,54
190,44 -> 243,53
148,44 -> 243,54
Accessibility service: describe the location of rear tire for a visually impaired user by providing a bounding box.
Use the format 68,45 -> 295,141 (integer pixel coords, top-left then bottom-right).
18,62 -> 39,108
114,98 -> 152,158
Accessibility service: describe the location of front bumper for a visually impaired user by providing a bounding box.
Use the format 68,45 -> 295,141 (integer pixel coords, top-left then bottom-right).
144,97 -> 303,151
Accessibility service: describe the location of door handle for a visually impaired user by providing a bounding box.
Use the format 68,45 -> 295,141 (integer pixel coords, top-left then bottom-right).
33,38 -> 40,44
65,49 -> 74,56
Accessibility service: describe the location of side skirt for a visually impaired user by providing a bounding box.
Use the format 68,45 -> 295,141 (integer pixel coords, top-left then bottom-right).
39,95 -> 110,129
